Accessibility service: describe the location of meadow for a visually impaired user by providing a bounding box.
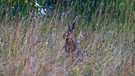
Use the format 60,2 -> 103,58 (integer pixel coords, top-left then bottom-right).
0,0 -> 135,76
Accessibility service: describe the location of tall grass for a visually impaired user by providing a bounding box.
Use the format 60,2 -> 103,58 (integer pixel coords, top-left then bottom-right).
0,0 -> 135,76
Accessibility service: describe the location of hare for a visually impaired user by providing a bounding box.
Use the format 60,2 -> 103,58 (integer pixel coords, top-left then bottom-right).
63,16 -> 83,61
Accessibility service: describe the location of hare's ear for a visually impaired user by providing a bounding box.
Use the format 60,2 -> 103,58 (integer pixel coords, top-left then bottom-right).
67,23 -> 75,32
70,16 -> 78,32
70,22 -> 75,32
68,25 -> 71,31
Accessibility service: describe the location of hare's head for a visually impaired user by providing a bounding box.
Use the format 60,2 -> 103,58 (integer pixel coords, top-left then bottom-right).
63,16 -> 78,40
63,23 -> 75,40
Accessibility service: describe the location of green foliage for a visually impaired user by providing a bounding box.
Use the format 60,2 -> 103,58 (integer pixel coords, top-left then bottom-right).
0,0 -> 134,22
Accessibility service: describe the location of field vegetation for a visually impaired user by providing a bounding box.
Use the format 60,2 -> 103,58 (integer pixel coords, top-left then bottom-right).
0,0 -> 135,76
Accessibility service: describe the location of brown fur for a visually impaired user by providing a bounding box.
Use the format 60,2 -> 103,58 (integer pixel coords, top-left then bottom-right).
63,16 -> 84,62
63,32 -> 77,53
